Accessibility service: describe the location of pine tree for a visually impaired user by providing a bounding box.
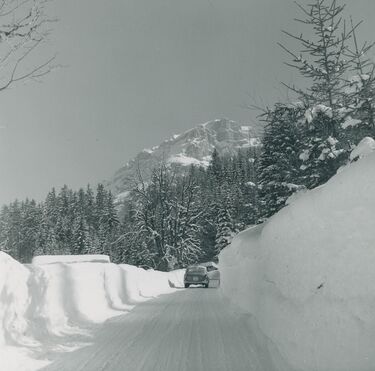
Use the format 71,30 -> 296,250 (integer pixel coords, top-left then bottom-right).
279,0 -> 357,187
342,20 -> 375,144
70,188 -> 89,255
101,191 -> 120,257
18,199 -> 42,262
241,149 -> 261,225
0,206 -> 9,253
55,185 -> 75,254
258,104 -> 305,217
36,188 -> 59,255
72,216 -> 89,254
214,197 -> 234,257
280,0 -> 353,109
208,148 -> 222,183
94,183 -> 108,254
7,200 -> 22,260
85,184 -> 95,226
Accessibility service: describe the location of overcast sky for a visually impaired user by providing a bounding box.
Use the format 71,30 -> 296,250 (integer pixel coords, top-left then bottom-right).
0,0 -> 374,205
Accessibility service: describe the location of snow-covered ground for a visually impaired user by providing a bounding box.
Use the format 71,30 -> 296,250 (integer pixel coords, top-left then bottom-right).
39,289 -> 271,371
31,255 -> 111,265
0,256 -> 267,371
0,254 -> 184,371
219,141 -> 375,371
2,139 -> 374,371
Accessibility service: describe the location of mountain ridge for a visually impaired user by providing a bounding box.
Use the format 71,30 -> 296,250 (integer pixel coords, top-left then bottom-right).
107,118 -> 262,198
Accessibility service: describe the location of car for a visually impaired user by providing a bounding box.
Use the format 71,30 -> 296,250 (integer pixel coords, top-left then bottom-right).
184,265 -> 209,288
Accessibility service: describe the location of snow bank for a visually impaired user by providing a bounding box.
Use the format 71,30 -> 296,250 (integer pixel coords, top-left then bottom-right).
350,136 -> 375,161
27,262 -> 184,326
0,252 -> 31,347
0,253 -> 49,371
32,254 -> 110,265
0,254 -> 184,370
220,151 -> 375,371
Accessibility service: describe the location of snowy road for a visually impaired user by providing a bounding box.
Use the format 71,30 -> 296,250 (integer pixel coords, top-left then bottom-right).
41,288 -> 265,371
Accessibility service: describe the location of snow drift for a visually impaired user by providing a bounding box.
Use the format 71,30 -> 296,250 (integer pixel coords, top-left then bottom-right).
220,148 -> 375,371
0,254 -> 184,370
0,253 -> 32,347
31,254 -> 110,265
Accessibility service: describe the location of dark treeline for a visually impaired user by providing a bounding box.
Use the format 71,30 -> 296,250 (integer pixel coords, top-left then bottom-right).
1,0 -> 374,269
119,148 -> 260,270
0,185 -> 119,263
0,148 -> 260,268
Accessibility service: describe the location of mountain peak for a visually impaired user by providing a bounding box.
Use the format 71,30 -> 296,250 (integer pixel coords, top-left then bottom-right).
108,119 -> 262,196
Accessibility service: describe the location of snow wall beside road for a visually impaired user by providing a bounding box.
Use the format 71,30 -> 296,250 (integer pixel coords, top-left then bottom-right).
220,150 -> 375,371
0,254 -> 184,369
28,262 -> 184,328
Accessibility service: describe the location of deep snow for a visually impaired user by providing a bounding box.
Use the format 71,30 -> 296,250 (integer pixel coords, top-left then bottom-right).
350,136 -> 375,161
40,289 -> 270,371
0,254 -> 184,371
219,145 -> 375,371
2,140 -> 375,371
31,255 -> 111,265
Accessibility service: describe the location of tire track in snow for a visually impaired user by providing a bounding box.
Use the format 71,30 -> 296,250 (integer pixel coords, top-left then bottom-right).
41,288 -> 263,371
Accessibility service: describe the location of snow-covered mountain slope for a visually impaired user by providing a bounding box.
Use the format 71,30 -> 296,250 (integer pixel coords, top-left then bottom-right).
219,142 -> 375,371
108,118 -> 262,197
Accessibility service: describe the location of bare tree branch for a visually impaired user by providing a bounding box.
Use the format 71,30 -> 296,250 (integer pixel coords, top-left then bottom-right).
0,0 -> 57,92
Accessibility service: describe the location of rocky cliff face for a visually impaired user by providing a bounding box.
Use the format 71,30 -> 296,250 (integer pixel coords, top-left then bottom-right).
108,118 -> 262,198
